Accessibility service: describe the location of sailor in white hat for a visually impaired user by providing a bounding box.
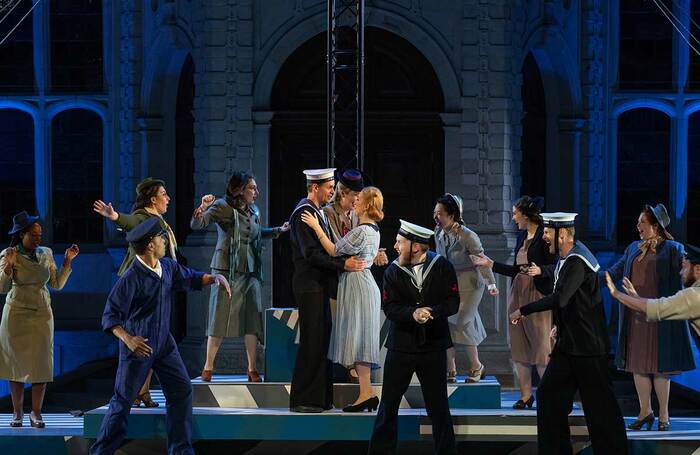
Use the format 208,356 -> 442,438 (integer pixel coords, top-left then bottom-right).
510,212 -> 628,454
369,219 -> 459,454
288,168 -> 366,413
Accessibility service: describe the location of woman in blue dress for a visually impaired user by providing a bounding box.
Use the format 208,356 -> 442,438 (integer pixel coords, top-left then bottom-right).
301,186 -> 383,412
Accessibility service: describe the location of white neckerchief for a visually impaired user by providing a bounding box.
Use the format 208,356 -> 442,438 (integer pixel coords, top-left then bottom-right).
136,255 -> 162,278
395,253 -> 440,293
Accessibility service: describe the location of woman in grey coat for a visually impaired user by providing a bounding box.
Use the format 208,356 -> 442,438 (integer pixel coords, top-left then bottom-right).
434,194 -> 498,383
191,171 -> 289,382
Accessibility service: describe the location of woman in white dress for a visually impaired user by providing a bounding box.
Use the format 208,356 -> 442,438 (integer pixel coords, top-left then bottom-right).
301,186 -> 384,412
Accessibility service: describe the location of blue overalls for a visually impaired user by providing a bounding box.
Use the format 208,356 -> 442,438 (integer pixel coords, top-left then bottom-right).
90,258 -> 204,455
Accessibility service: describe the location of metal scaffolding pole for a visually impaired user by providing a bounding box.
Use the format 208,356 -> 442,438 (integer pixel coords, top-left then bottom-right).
327,0 -> 364,171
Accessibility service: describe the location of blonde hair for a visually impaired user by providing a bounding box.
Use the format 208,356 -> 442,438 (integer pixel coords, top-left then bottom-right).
360,186 -> 384,222
330,181 -> 354,206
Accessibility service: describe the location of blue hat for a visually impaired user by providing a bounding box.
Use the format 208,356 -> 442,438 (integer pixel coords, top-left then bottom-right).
685,244 -> 700,265
8,211 -> 40,235
125,217 -> 163,244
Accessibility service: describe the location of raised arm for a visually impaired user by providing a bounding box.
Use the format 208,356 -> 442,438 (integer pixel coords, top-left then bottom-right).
300,211 -> 336,256
47,246 -> 78,290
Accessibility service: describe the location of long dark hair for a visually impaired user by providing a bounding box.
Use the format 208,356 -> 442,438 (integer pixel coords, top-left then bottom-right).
435,194 -> 464,225
226,171 -> 255,206
133,185 -> 163,211
514,195 -> 545,225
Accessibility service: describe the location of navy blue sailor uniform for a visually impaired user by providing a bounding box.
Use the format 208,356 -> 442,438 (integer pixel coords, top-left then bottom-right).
369,251 -> 460,455
90,257 -> 205,455
520,240 -> 628,455
288,197 -> 346,409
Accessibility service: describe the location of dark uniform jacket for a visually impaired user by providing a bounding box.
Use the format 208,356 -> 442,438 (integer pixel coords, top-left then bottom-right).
521,241 -> 609,356
382,251 -> 460,353
289,198 -> 346,295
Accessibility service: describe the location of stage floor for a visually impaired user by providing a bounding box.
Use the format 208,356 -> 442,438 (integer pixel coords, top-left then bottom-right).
1,377 -> 699,449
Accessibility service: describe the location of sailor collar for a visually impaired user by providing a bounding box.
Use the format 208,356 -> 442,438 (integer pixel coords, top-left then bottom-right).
553,240 -> 600,289
394,251 -> 441,292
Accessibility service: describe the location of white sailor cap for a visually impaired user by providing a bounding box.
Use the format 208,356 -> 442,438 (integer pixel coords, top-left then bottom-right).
398,219 -> 433,244
541,212 -> 577,228
303,168 -> 336,184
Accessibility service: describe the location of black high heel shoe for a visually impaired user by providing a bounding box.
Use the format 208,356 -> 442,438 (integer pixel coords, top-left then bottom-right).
512,396 -> 535,410
627,413 -> 654,431
343,396 -> 379,413
29,413 -> 45,429
658,421 -> 670,431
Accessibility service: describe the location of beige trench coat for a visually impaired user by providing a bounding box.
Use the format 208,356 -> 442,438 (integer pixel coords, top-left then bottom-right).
0,247 -> 71,383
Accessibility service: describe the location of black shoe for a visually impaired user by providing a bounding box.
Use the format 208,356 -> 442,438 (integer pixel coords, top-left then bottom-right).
290,405 -> 325,413
627,413 -> 654,431
512,396 -> 535,410
343,396 -> 379,413
29,413 -> 45,428
658,421 -> 670,431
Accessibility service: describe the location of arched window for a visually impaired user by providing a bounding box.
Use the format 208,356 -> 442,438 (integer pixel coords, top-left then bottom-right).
687,112 -> 700,244
0,1 -> 34,92
0,109 -> 35,245
50,0 -> 103,92
520,52 -> 547,199
51,109 -> 102,243
617,108 -> 670,245
619,0 -> 673,90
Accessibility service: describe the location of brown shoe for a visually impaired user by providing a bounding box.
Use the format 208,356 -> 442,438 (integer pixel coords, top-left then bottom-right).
248,370 -> 262,382
201,369 -> 213,382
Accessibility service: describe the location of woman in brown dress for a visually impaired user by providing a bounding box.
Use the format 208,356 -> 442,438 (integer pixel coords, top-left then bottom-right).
604,204 -> 694,431
471,196 -> 556,408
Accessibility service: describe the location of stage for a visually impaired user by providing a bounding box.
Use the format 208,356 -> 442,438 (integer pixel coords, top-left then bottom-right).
1,376 -> 700,454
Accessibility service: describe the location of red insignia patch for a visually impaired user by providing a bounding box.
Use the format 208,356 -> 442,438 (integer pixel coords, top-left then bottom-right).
450,283 -> 458,292
382,289 -> 388,302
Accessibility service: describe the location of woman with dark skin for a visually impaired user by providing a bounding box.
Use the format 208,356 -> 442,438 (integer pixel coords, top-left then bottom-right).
93,178 -> 176,407
0,212 -> 79,427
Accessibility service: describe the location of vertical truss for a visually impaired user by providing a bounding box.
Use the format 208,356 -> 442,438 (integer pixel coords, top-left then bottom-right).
327,0 -> 364,171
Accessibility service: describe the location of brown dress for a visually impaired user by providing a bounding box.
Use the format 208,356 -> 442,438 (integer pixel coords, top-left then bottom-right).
625,252 -> 660,374
508,238 -> 553,366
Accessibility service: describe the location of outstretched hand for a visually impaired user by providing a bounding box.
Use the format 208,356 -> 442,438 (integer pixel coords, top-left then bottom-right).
470,253 -> 493,268
278,221 -> 291,233
527,263 -> 542,277
604,272 -> 619,298
621,277 -> 639,297
64,244 -> 80,262
93,200 -> 118,221
214,274 -> 232,298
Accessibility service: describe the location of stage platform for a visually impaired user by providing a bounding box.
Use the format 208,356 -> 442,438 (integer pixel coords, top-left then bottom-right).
1,377 -> 700,453
191,374 -> 501,409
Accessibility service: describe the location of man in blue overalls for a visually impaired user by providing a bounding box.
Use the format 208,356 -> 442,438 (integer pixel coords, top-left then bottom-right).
90,217 -> 230,455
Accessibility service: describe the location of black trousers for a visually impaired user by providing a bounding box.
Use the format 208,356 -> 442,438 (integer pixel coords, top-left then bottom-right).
536,353 -> 628,455
289,288 -> 334,409
368,349 -> 456,455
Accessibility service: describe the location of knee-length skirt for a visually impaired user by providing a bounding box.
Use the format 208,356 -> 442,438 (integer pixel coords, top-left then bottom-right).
0,302 -> 54,383
207,270 -> 263,340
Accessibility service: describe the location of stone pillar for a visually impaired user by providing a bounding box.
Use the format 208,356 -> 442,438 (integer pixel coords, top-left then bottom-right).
456,0 -> 524,377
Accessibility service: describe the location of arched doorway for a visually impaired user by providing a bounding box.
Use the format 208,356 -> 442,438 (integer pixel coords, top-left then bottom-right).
520,52 -> 547,199
269,27 -> 445,307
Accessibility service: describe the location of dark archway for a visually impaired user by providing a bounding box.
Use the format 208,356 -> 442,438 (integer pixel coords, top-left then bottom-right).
172,54 -> 195,342
269,27 -> 445,307
616,108 -> 670,246
175,54 -> 195,247
520,52 -> 547,199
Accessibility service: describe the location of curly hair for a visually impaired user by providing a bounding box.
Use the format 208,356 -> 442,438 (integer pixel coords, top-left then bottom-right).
133,184 -> 164,211
225,171 -> 255,206
514,195 -> 545,225
360,186 -> 384,222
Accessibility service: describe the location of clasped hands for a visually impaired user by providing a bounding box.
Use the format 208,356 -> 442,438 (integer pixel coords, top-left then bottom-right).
413,307 -> 433,324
